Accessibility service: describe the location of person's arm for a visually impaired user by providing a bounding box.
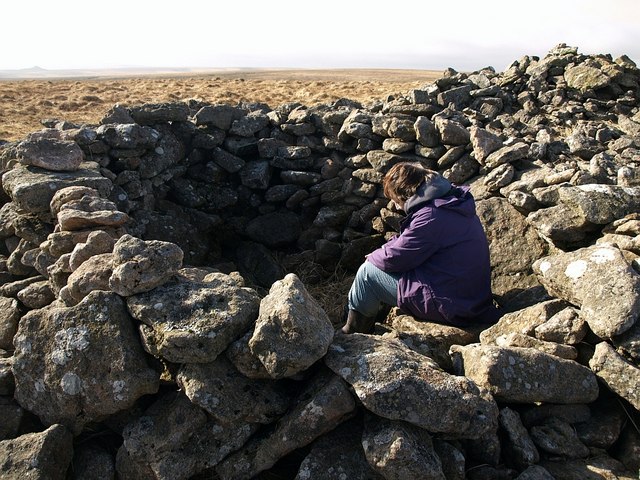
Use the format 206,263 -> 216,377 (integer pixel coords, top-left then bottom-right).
367,211 -> 442,272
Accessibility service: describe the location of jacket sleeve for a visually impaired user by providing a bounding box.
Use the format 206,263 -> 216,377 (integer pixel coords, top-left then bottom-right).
367,210 -> 442,273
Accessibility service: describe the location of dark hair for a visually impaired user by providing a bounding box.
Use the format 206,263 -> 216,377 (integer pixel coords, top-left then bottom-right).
383,162 -> 437,203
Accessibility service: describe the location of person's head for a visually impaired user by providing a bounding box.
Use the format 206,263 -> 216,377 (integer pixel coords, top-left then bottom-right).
383,162 -> 437,208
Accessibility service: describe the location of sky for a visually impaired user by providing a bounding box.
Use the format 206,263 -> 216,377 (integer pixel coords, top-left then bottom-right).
2,0 -> 639,73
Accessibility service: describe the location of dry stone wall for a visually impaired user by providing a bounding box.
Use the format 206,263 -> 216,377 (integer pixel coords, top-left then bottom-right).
0,44 -> 639,479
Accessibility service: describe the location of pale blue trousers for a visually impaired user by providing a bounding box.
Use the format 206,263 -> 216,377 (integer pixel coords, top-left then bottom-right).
348,261 -> 400,317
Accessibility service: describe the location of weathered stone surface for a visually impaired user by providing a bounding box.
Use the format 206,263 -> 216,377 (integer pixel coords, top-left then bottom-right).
116,391 -> 256,480
476,197 -> 547,302
97,123 -> 159,149
177,356 -> 291,426
2,164 -> 112,213
16,279 -> 55,309
0,357 -> 14,395
16,136 -> 84,171
295,420 -> 384,480
215,372 -> 356,480
68,230 -> 116,271
245,211 -> 302,247
480,299 -> 567,345
0,424 -> 73,480
451,344 -> 599,404
434,117 -> 469,145
325,334 -> 498,437
499,407 -> 539,470
564,64 -> 611,92
484,142 -> 529,169
515,465 -> 555,480
127,274 -> 259,363
0,296 -> 20,350
225,330 -> 272,379
129,102 -> 189,125
109,234 -> 183,296
533,245 -> 640,338
12,291 -> 159,433
362,415 -> 445,480
65,253 -> 113,304
533,306 -> 587,345
495,332 -> 577,360
469,126 -> 503,164
249,273 -> 334,379
530,417 -> 590,458
589,341 -> 640,410
386,310 -> 481,370
574,398 -> 625,449
540,454 -> 637,480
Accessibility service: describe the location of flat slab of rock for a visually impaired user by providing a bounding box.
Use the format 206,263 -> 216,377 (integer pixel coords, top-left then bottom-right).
325,334 -> 498,438
16,137 -> 84,171
0,424 -> 73,479
2,164 -> 112,213
533,245 -> 640,338
12,291 -> 159,433
127,273 -> 259,363
249,273 -> 334,379
451,344 -> 599,404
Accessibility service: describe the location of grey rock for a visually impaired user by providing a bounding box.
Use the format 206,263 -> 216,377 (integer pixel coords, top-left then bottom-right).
451,344 -> 598,404
433,440 -> 465,480
215,371 -> 356,480
109,234 -> 183,296
325,334 -> 498,438
495,332 -> 577,360
16,279 -> 55,309
483,163 -> 515,191
534,306 -> 587,345
589,341 -> 640,410
362,415 -> 445,480
295,420 -> 384,480
193,104 -> 244,129
138,125 -> 184,179
127,274 -> 259,363
0,424 -> 73,480
470,126 -> 503,164
414,116 -> 439,147
130,102 -> 189,125
0,357 -> 14,395
69,230 -> 116,271
476,197 -> 547,303
212,147 -> 245,173
240,160 -> 272,189
613,425 -> 640,472
177,356 -> 291,425
235,241 -> 284,289
564,64 -> 611,92
249,273 -> 334,378
484,142 -> 530,169
386,310 -> 481,371
0,296 -> 20,350
65,253 -> 113,304
2,164 -> 112,213
533,245 -> 640,338
97,123 -> 160,149
12,291 -> 159,434
540,453 -> 637,480
225,330 -> 273,379
498,407 -> 539,469
443,154 -> 480,184
116,391 -> 256,480
16,136 -> 84,171
574,398 -> 625,449
230,112 -> 270,137
520,404 -> 591,428
530,417 -> 590,458
434,117 -> 470,146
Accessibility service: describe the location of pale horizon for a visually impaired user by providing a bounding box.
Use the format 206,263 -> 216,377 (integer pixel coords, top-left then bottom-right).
2,0 -> 639,75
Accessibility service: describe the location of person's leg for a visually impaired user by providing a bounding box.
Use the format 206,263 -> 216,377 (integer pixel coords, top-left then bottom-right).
347,261 -> 400,317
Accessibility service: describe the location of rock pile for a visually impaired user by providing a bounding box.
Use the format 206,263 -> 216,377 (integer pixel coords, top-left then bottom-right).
0,44 -> 639,479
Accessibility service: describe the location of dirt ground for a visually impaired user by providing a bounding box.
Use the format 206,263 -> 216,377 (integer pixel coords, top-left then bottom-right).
0,69 -> 442,142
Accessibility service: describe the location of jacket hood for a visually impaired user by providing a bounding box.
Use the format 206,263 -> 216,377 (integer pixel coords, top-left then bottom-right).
404,174 -> 453,214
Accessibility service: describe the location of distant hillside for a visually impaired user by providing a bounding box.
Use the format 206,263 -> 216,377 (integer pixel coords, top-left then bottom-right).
0,66 -> 256,80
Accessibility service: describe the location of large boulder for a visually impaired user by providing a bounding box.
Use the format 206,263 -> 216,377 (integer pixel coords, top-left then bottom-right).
127,273 -> 259,363
589,342 -> 640,410
533,245 -> 640,338
12,291 -> 159,433
249,273 -> 334,379
325,334 -> 498,438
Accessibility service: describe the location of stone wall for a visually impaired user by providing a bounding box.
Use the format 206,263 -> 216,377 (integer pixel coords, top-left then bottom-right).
0,44 -> 639,479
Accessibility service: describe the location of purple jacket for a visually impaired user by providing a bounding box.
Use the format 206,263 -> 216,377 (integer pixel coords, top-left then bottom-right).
367,183 -> 499,326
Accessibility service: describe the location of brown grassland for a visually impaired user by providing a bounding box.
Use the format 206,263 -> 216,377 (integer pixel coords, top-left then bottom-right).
0,69 -> 442,142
